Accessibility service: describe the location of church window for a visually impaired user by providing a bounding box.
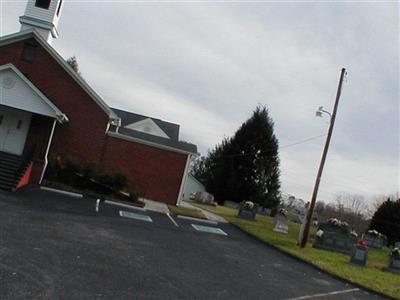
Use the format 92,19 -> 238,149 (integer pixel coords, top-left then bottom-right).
22,44 -> 37,62
35,0 -> 51,9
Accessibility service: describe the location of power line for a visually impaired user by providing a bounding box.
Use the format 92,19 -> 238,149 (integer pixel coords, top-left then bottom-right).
280,134 -> 326,150
208,133 -> 327,158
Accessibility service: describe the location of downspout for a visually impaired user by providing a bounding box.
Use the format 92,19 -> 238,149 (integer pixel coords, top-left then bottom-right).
39,118 -> 57,184
176,154 -> 191,206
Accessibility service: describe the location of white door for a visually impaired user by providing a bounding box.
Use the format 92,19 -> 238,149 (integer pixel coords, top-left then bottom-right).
0,106 -> 31,156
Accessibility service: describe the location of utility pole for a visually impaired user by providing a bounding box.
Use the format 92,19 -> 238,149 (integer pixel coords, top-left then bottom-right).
300,68 -> 346,248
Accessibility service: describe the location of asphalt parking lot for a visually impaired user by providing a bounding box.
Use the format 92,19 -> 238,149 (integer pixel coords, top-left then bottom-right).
0,187 -> 388,300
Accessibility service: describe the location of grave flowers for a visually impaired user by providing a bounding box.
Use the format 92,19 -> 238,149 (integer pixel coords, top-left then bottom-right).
238,201 -> 257,220
350,239 -> 368,266
363,230 -> 387,249
314,218 -> 357,254
273,208 -> 289,234
385,248 -> 400,274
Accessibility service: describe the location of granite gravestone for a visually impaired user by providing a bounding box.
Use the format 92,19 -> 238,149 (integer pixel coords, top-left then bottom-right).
238,201 -> 257,220
350,244 -> 368,266
385,249 -> 400,274
314,221 -> 357,254
362,231 -> 386,250
273,210 -> 289,234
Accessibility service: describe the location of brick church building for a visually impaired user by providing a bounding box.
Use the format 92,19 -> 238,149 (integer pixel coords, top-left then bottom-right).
0,0 -> 197,205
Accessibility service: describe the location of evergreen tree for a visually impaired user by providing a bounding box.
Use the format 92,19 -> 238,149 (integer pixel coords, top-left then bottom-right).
369,197 -> 400,246
193,105 -> 281,209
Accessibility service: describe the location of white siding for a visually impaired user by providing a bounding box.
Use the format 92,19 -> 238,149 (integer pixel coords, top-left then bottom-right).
0,69 -> 57,118
24,0 -> 62,26
182,175 -> 206,200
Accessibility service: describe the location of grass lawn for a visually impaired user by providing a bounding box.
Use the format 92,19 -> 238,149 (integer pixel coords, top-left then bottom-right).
168,205 -> 206,219
190,201 -> 400,299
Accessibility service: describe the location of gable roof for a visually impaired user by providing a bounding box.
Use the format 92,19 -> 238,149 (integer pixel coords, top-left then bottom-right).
0,29 -> 120,125
125,118 -> 171,139
0,63 -> 67,122
111,108 -> 197,155
112,108 -> 180,140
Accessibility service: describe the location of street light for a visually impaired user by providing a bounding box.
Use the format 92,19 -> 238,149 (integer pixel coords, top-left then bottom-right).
315,106 -> 332,118
300,68 -> 346,248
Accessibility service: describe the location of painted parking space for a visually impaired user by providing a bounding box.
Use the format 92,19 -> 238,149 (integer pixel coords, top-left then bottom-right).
191,224 -> 228,236
1,188 -> 387,300
119,210 -> 152,222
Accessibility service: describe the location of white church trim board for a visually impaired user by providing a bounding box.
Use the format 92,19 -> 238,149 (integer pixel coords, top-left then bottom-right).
125,118 -> 171,139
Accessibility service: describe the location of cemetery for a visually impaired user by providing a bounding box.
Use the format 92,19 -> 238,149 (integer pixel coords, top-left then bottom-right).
362,230 -> 387,250
385,247 -> 400,274
273,208 -> 289,234
313,218 -> 358,254
188,201 -> 400,299
237,201 -> 257,220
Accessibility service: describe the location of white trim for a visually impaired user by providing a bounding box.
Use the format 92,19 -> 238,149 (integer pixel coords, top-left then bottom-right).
40,186 -> 83,198
0,64 -> 67,122
125,118 -> 170,139
104,199 -> 146,212
107,131 -> 195,155
176,154 -> 191,205
177,215 -> 218,225
39,118 -> 57,184
0,29 -> 119,125
166,213 -> 179,227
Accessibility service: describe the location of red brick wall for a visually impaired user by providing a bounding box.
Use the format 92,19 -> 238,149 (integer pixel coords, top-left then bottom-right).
102,135 -> 188,205
1,38 -> 189,204
0,39 -> 109,163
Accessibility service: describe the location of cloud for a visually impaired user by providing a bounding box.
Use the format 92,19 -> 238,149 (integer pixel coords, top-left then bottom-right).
2,1 -> 398,203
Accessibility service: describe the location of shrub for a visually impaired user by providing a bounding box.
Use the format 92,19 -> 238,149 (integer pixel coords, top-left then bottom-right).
44,157 -> 138,202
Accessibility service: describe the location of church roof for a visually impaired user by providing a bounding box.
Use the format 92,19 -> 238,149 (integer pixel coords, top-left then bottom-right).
112,108 -> 197,154
0,29 -> 120,125
112,108 -> 180,140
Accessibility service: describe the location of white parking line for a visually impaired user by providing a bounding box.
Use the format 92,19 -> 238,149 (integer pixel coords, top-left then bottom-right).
105,200 -> 146,212
166,213 -> 179,227
191,224 -> 228,236
287,288 -> 360,300
119,210 -> 152,222
177,215 -> 218,225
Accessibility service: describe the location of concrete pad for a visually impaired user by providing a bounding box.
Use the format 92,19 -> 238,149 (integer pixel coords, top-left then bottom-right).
180,201 -> 228,223
143,198 -> 170,214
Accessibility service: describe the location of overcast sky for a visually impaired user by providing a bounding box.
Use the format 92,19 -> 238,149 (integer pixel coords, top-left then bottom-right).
1,0 -> 399,205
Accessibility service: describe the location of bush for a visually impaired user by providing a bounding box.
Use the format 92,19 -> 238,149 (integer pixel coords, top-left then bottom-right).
45,156 -> 138,202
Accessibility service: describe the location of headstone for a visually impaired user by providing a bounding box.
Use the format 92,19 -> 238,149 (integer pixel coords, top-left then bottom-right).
350,244 -> 368,266
385,251 -> 400,274
257,207 -> 271,216
313,222 -> 356,254
273,212 -> 288,234
362,232 -> 386,249
237,201 -> 257,220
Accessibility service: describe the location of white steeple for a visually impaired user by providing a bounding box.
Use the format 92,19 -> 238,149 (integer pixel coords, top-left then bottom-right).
19,0 -> 64,44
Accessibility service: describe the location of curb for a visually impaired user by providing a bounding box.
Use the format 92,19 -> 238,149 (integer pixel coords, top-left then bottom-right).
229,223 -> 395,300
177,215 -> 218,225
189,203 -> 228,223
104,199 -> 146,212
40,186 -> 83,198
